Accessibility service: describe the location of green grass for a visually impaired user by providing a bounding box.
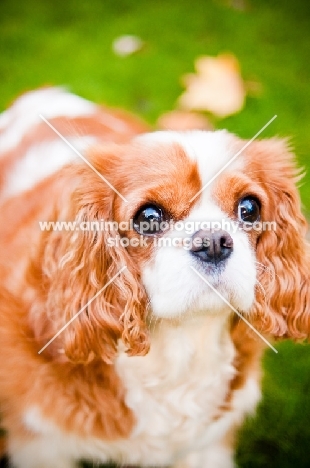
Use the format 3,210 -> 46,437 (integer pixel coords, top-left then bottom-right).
0,0 -> 310,466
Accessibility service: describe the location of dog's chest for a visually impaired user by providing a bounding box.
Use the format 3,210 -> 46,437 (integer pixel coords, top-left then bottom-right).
24,316 -> 237,465
112,316 -> 236,464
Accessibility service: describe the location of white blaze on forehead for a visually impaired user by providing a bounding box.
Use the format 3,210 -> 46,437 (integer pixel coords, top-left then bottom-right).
135,130 -> 244,191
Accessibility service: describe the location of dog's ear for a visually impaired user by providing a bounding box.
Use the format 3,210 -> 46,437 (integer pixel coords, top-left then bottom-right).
246,139 -> 310,339
33,150 -> 149,364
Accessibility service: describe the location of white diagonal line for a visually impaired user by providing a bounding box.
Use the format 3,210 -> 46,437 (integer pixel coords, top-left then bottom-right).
190,115 -> 277,203
190,266 -> 278,353
38,266 -> 127,354
39,114 -> 128,203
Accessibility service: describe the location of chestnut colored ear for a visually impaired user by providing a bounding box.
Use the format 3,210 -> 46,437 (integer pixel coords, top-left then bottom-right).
247,139 -> 310,339
34,157 -> 149,364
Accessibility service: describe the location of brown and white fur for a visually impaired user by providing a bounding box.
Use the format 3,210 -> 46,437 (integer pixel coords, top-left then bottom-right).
0,88 -> 309,468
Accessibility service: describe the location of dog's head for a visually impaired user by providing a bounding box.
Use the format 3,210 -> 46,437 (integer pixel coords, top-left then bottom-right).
38,131 -> 310,362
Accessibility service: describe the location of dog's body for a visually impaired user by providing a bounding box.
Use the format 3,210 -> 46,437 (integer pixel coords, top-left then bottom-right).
0,88 -> 309,468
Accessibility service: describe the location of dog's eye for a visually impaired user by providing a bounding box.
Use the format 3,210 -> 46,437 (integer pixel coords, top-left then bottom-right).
133,204 -> 166,235
238,197 -> 260,223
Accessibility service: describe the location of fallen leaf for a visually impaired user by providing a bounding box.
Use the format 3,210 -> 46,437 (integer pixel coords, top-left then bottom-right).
157,110 -> 213,131
179,54 -> 246,118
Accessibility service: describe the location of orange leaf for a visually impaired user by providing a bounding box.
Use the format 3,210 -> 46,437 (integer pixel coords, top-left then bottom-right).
179,54 -> 246,118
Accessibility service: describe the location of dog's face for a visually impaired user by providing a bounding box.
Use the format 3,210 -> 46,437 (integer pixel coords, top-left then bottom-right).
116,131 -> 259,318
39,130 -> 310,363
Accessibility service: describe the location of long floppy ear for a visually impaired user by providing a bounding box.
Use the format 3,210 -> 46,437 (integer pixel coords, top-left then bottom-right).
33,153 -> 149,364
247,139 -> 310,339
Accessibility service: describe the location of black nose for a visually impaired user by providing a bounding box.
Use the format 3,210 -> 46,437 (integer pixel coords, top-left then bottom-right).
190,229 -> 233,264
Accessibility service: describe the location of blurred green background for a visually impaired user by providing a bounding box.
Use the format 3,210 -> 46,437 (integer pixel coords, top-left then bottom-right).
0,0 -> 310,466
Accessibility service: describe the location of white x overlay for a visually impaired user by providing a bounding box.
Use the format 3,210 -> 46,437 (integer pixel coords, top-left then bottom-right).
39,113 -> 278,355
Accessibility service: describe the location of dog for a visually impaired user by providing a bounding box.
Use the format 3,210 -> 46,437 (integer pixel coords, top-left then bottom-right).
0,88 -> 309,468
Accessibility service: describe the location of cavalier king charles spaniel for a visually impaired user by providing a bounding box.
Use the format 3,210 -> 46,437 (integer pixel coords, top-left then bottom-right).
0,88 -> 309,468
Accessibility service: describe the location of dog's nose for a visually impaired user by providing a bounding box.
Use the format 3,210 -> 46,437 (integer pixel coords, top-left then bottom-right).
190,229 -> 233,264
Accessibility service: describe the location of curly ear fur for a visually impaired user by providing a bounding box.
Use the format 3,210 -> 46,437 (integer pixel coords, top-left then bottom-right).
246,139 -> 310,339
30,156 -> 149,364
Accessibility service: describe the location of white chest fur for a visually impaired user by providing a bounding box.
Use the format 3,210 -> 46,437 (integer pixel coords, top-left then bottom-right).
22,314 -> 259,467
115,314 -> 236,464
